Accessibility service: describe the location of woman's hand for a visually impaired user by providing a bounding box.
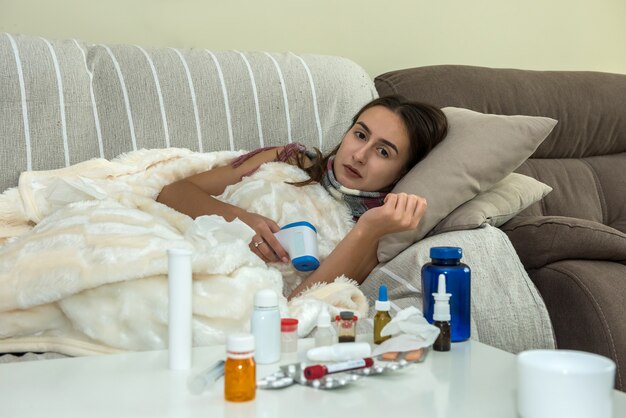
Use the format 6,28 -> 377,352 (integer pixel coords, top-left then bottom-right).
356,192 -> 427,238
238,210 -> 290,263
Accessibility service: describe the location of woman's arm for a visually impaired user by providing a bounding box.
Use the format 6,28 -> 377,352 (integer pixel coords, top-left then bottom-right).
288,193 -> 427,299
156,147 -> 290,262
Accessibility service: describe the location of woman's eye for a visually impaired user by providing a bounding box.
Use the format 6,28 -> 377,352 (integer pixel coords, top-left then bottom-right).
378,147 -> 389,158
354,131 -> 366,140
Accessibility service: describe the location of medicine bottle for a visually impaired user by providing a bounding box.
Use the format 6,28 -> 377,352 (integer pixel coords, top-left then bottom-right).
224,333 -> 256,402
313,308 -> 336,347
336,311 -> 357,343
421,247 -> 471,342
250,289 -> 281,364
432,274 -> 451,352
281,318 -> 299,353
373,285 -> 392,344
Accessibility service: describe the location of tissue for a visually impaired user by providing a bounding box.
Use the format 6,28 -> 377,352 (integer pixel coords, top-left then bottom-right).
372,306 -> 440,356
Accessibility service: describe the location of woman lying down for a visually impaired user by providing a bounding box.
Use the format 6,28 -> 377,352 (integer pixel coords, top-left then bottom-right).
158,96 -> 448,300
0,95 -> 446,354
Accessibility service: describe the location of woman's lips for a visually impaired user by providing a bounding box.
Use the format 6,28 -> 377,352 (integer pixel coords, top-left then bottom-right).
343,164 -> 362,178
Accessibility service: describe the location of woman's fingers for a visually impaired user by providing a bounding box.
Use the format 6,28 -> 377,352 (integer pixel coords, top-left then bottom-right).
248,217 -> 289,263
257,239 -> 279,262
262,232 -> 289,262
385,192 -> 427,230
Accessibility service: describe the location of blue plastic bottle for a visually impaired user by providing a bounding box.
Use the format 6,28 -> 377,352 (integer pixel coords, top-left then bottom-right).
421,247 -> 471,342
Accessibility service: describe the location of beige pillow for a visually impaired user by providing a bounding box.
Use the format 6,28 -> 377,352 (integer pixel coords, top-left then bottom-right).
431,173 -> 552,234
377,107 -> 557,262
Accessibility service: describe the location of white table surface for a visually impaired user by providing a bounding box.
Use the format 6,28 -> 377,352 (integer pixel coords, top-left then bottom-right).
1,340 -> 625,418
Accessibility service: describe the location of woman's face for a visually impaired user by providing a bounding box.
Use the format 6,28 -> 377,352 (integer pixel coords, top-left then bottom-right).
333,106 -> 411,192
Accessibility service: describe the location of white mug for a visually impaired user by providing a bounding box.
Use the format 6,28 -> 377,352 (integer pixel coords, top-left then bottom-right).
517,349 -> 615,418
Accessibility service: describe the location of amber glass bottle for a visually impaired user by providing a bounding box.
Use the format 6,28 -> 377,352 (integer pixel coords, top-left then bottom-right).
224,333 -> 256,402
373,285 -> 392,344
374,310 -> 392,344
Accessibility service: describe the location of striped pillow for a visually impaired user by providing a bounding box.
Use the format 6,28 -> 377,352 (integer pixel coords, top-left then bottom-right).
0,33 -> 377,192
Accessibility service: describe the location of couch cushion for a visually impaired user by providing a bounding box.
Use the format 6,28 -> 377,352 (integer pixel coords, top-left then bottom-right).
515,152 -> 626,234
87,45 -> 376,157
375,65 -> 626,159
501,216 -> 626,271
0,32 -> 377,192
377,107 -> 556,262
0,33 -> 98,192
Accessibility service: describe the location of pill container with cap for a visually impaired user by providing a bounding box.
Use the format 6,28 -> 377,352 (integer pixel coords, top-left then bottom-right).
335,311 -> 357,343
224,333 -> 256,402
281,318 -> 299,353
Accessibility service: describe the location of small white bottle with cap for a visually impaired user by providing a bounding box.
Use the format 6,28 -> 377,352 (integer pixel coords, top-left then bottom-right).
250,289 -> 281,364
433,273 -> 452,352
313,308 -> 336,347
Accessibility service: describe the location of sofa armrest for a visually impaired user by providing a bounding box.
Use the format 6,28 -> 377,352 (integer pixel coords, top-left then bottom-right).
529,260 -> 626,390
501,215 -> 626,270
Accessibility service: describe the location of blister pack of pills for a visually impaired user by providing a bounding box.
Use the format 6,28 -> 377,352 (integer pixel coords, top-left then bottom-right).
258,350 -> 427,390
257,362 -> 360,390
348,348 -> 427,377
378,348 -> 428,363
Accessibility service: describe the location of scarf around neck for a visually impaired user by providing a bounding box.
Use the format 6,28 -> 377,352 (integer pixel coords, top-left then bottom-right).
320,156 -> 387,219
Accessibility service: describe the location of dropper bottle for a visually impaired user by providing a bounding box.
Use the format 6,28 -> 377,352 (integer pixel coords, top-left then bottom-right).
433,274 -> 452,352
314,308 -> 336,347
373,285 -> 392,344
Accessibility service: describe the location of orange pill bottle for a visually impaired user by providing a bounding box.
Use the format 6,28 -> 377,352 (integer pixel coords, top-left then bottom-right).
224,333 -> 256,402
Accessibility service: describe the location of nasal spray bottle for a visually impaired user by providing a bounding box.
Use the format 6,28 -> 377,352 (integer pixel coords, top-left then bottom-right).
433,274 -> 451,352
273,221 -> 319,272
373,285 -> 392,344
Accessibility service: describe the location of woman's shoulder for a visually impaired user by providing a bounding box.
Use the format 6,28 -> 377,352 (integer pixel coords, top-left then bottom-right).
229,142 -> 315,176
275,143 -> 315,168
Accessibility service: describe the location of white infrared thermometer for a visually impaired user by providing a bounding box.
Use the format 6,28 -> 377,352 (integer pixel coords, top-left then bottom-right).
274,221 -> 320,271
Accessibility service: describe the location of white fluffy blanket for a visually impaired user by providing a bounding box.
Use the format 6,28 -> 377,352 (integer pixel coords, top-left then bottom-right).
0,148 -> 368,355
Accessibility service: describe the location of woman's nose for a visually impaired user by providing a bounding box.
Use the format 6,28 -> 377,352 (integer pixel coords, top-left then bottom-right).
353,146 -> 368,164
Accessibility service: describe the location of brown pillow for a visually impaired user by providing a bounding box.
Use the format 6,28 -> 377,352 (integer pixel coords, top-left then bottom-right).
377,107 -> 557,262
431,173 -> 552,234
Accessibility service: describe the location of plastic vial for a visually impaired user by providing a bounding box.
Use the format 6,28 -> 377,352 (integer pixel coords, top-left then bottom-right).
224,333 -> 256,402
432,274 -> 452,352
250,289 -> 281,364
373,285 -> 392,344
422,246 -> 471,342
336,311 -> 357,343
313,308 -> 336,347
280,318 -> 299,353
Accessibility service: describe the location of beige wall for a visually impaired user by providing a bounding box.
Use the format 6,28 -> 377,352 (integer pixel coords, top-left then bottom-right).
1,0 -> 625,77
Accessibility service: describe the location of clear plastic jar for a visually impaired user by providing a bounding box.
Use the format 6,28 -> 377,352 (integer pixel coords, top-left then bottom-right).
280,318 -> 299,353
224,333 -> 256,402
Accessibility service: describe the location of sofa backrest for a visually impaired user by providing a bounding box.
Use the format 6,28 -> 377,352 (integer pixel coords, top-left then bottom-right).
374,65 -> 626,158
375,65 -> 626,233
0,33 -> 377,192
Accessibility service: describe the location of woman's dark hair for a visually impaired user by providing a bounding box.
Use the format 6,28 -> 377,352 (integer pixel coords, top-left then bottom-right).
293,95 -> 448,188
